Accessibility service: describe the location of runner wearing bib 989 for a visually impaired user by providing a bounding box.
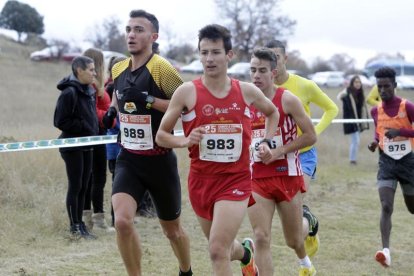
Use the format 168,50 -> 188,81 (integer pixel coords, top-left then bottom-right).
102,10 -> 192,276
156,24 -> 279,276
368,67 -> 414,269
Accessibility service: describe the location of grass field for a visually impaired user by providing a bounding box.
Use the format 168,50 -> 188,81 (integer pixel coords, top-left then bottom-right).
1,35 -> 414,275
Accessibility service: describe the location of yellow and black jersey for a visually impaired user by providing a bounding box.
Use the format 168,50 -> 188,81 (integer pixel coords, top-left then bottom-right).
112,54 -> 183,155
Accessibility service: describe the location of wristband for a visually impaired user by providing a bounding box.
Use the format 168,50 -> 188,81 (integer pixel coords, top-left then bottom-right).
259,138 -> 272,148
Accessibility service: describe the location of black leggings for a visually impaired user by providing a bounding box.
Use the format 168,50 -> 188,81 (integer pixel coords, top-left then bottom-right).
84,144 -> 107,213
61,150 -> 93,225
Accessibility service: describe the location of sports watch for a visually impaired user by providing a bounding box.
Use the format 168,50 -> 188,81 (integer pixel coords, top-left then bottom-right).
145,95 -> 155,109
259,138 -> 272,148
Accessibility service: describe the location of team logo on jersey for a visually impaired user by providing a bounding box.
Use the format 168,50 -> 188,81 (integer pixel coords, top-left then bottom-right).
116,90 -> 125,100
398,111 -> 406,118
232,189 -> 245,196
229,102 -> 241,111
202,104 -> 214,116
249,110 -> 255,120
215,107 -> 229,115
124,102 -> 137,113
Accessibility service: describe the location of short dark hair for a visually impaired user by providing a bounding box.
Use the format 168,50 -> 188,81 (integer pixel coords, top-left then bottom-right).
252,47 -> 277,70
375,66 -> 396,83
71,56 -> 94,77
129,9 -> 159,32
265,40 -> 286,54
152,42 -> 160,54
198,24 -> 232,53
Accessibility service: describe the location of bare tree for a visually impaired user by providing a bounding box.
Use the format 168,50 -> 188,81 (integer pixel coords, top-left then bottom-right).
286,50 -> 309,75
311,57 -> 333,73
214,0 -> 296,61
86,16 -> 127,53
328,53 -> 355,72
48,39 -> 70,59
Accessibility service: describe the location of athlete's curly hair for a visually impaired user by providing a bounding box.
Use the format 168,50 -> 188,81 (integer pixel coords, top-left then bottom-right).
198,24 -> 232,53
374,66 -> 396,83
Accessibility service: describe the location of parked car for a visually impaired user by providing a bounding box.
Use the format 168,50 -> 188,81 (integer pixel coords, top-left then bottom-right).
287,69 -> 307,78
61,50 -> 127,72
311,71 -> 345,87
344,74 -> 373,88
166,58 -> 182,72
30,46 -> 59,61
180,60 -> 203,74
61,51 -> 81,62
396,76 -> 414,90
228,62 -> 251,80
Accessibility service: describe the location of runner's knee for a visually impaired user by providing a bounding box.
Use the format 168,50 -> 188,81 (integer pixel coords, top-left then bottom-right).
253,228 -> 271,248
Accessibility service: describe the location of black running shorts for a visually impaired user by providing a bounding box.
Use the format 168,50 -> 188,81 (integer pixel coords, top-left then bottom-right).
112,149 -> 182,220
377,151 -> 414,195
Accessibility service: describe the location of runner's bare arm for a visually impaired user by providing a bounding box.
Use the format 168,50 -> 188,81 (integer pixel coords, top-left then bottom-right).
156,82 -> 199,148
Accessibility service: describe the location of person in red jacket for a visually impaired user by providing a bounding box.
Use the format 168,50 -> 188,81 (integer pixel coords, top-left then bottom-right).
82,48 -> 114,233
368,67 -> 414,268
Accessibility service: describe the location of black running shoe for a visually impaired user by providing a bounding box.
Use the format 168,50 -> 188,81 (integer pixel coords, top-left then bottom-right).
303,205 -> 319,236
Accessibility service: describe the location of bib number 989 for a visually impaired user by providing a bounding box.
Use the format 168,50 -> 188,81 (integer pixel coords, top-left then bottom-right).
124,128 -> 145,138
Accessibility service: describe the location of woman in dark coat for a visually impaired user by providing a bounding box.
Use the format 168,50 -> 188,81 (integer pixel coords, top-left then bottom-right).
54,56 -> 99,238
337,75 -> 369,164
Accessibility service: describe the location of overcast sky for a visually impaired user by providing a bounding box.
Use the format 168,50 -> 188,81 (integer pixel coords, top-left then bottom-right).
1,0 -> 413,68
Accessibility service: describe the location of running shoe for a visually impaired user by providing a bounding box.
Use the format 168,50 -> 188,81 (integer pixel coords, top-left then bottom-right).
304,234 -> 320,258
303,205 -> 319,236
375,249 -> 391,267
240,238 -> 259,276
299,265 -> 316,276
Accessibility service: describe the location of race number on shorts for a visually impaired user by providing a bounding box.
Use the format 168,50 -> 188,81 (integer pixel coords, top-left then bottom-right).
251,128 -> 283,162
383,138 -> 412,160
199,124 -> 242,162
119,113 -> 153,150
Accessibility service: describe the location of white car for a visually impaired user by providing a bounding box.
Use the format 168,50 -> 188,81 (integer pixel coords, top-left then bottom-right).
311,71 -> 345,88
30,46 -> 59,61
396,76 -> 414,90
228,62 -> 251,80
344,74 -> 373,88
180,60 -> 203,74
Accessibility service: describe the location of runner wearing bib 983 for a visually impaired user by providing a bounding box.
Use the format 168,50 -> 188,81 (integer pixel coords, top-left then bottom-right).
368,67 -> 414,269
156,24 -> 279,276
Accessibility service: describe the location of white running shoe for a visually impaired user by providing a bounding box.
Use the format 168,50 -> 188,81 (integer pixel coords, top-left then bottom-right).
375,249 -> 391,267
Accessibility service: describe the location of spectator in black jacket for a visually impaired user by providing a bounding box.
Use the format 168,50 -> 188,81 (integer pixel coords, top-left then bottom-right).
54,56 -> 99,239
